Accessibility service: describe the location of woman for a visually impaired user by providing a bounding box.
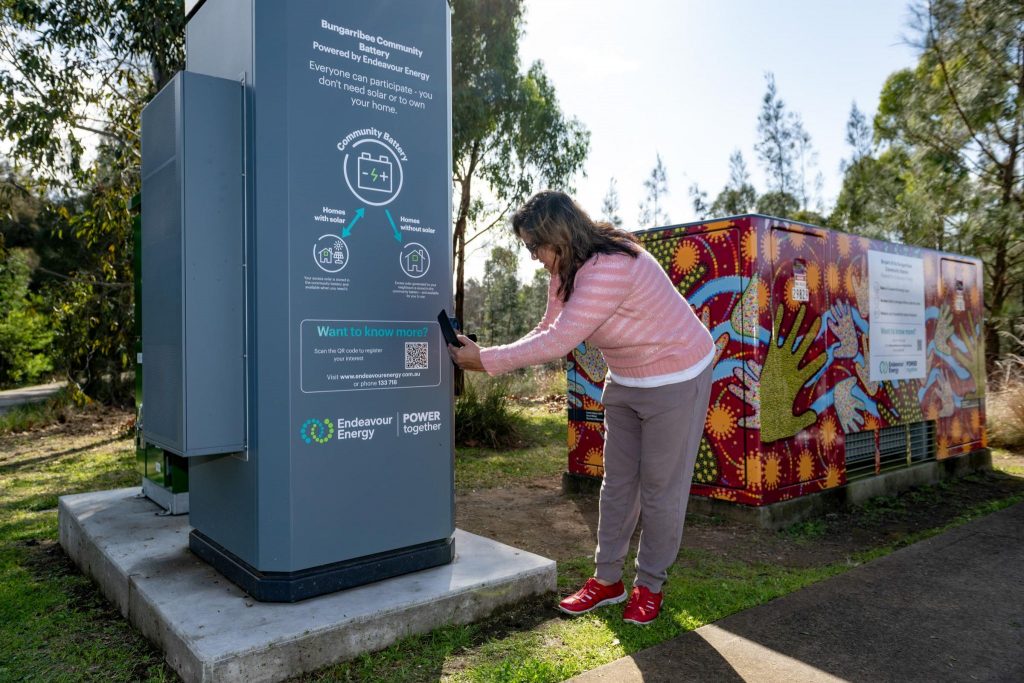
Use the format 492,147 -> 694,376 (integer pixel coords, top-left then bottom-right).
449,191 -> 715,625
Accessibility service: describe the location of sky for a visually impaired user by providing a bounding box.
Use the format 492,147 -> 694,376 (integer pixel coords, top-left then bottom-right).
466,0 -> 922,280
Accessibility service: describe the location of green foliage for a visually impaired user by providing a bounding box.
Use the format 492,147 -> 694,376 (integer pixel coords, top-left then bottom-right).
755,73 -> 797,198
520,268 -> 550,332
710,150 -> 758,216
46,178 -> 137,405
848,0 -> 1024,362
784,518 -> 827,541
755,190 -> 800,219
600,177 -> 624,227
0,0 -> 184,188
465,246 -> 549,347
755,73 -> 819,213
0,245 -> 53,387
0,1 -> 185,403
455,408 -> 565,490
455,375 -> 524,449
450,0 -> 589,324
481,246 -> 527,344
638,153 -> 669,226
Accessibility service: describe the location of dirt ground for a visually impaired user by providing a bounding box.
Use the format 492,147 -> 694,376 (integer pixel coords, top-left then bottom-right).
456,451 -> 1024,574
7,405 -> 1024,579
0,404 -> 133,465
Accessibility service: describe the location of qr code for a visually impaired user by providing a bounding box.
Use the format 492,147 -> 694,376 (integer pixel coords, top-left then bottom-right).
405,342 -> 429,370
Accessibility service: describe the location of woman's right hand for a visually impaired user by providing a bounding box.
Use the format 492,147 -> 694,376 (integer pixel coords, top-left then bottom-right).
449,335 -> 485,372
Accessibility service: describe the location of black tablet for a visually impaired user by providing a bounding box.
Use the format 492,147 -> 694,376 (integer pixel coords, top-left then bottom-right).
437,310 -> 463,347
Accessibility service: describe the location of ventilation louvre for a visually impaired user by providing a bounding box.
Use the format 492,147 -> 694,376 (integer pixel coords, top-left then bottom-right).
844,421 -> 936,480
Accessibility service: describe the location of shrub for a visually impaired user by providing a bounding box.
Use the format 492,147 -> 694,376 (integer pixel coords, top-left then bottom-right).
504,363 -> 567,400
0,246 -> 54,387
988,357 -> 1024,449
455,375 -> 524,449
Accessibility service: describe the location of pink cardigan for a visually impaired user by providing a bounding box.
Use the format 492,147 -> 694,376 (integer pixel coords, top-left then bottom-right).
479,249 -> 714,379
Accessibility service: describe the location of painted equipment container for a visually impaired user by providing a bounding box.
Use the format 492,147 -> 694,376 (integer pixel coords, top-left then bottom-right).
566,215 -> 987,506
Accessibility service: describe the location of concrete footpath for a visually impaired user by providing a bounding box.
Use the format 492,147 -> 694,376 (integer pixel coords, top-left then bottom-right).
573,502 -> 1024,682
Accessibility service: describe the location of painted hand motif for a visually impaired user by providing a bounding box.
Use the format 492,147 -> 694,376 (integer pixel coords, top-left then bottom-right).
934,304 -> 954,356
700,307 -> 729,365
952,315 -> 985,397
727,360 -> 762,429
934,371 -> 956,418
834,376 -> 866,432
851,266 -> 869,316
760,304 -> 825,443
854,334 -> 880,396
827,301 -> 858,359
731,273 -> 762,339
572,341 -> 608,381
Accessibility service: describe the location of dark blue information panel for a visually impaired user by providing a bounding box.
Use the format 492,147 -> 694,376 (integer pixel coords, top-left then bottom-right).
300,319 -> 443,393
285,1 -> 453,566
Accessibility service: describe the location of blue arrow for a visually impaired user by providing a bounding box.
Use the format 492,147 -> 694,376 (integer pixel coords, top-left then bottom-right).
385,209 -> 401,242
341,207 -> 365,238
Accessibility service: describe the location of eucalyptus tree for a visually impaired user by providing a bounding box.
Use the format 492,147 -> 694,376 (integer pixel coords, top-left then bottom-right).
873,0 -> 1024,362
755,73 -> 797,201
0,0 -> 183,401
710,150 -> 758,216
451,0 -> 589,329
638,152 -> 669,226
600,177 -> 624,227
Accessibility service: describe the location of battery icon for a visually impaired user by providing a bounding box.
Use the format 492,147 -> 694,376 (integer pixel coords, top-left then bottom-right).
357,152 -> 393,193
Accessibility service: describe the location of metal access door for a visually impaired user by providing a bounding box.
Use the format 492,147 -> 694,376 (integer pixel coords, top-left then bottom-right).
936,258 -> 985,450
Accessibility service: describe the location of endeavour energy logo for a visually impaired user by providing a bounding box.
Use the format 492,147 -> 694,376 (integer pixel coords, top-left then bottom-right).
300,418 -> 334,444
299,412 -> 441,444
298,415 -> 396,444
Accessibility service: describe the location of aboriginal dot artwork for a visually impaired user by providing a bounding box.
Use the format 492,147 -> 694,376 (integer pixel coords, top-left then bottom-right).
566,216 -> 986,506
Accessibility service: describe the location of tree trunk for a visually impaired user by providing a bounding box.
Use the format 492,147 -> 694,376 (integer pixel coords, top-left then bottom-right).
451,140 -> 483,395
453,219 -> 466,395
985,234 -> 1009,371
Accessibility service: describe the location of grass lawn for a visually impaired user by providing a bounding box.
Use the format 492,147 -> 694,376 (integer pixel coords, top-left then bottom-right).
1,402 -> 1022,682
0,416 -> 174,682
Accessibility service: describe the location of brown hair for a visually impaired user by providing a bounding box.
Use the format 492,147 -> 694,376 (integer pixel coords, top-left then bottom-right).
512,190 -> 640,302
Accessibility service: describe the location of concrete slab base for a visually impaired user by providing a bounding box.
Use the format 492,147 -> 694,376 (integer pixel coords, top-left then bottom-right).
58,488 -> 556,683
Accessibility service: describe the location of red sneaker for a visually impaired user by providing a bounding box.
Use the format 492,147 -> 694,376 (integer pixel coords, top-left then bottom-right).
622,585 -> 663,625
558,578 -> 626,615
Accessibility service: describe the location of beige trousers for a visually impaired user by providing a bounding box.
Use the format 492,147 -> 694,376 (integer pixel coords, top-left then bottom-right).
595,362 -> 714,592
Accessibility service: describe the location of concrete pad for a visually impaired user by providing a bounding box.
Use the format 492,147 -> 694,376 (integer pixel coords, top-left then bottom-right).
572,501 -> 1024,682
59,488 -> 556,683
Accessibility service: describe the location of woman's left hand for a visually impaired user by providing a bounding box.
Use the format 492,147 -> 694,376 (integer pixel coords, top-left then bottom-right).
449,335 -> 484,371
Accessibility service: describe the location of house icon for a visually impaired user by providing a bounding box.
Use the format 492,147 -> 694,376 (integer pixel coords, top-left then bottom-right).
404,248 -> 426,273
319,247 -> 333,264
